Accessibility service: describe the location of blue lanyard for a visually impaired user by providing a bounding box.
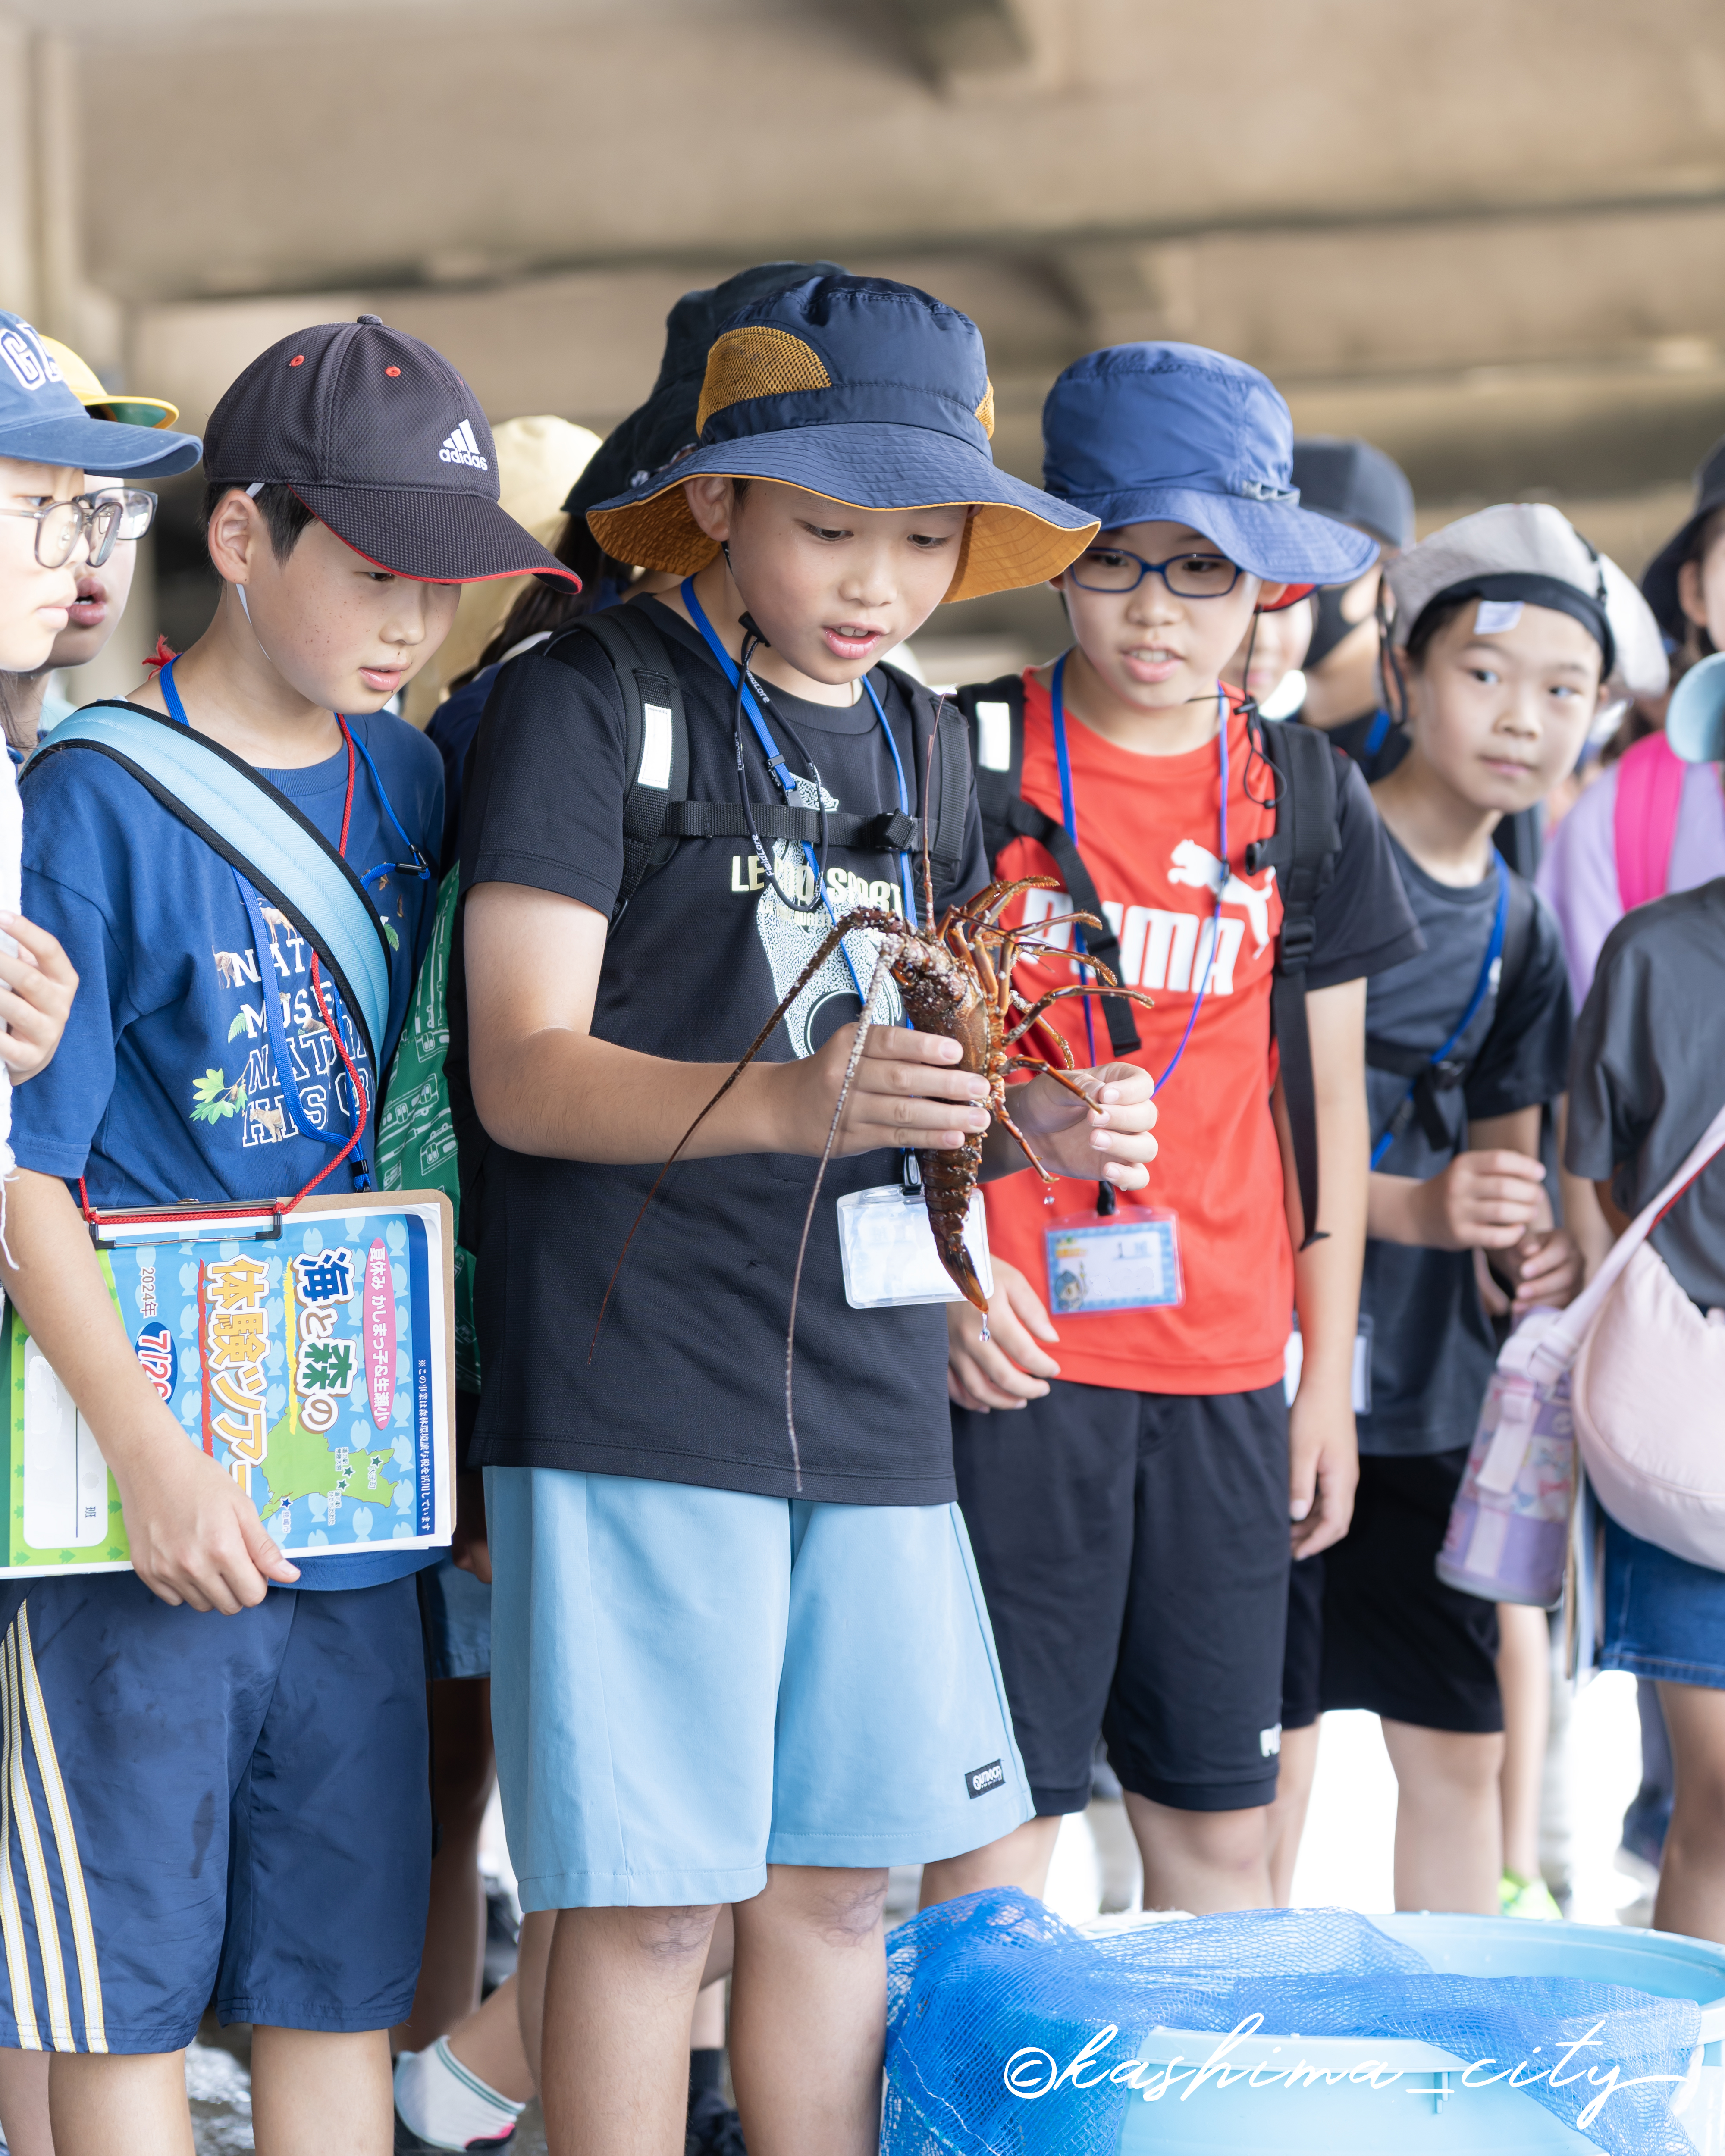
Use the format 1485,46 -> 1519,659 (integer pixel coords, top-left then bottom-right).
158,655 -> 427,897
681,580 -> 921,928
350,726 -> 431,892
1369,852 -> 1510,1169
159,656 -> 379,1178
1048,652 -> 1229,1090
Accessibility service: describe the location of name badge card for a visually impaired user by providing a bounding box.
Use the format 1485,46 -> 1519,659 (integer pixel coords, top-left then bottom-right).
837,1185 -> 994,1310
1046,1209 -> 1184,1316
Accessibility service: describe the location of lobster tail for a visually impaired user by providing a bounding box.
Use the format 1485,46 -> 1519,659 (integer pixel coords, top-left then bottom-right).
942,1237 -> 991,1315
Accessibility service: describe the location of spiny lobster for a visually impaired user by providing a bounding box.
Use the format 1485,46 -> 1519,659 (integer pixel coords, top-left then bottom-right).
595,775 -> 1155,1485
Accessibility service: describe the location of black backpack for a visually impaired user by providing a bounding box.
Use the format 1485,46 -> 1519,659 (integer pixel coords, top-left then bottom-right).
953,674 -> 1343,1247
551,605 -> 974,923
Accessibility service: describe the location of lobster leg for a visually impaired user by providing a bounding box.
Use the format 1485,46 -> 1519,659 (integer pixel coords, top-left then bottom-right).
974,909 -> 1105,940
1004,981 -> 1156,1044
1023,1018 -> 1079,1069
994,1101 -> 1056,1182
973,876 -> 1069,928
1004,1055 -> 1095,1104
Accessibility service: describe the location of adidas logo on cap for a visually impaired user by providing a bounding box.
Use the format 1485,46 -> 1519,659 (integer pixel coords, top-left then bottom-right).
439,418 -> 488,471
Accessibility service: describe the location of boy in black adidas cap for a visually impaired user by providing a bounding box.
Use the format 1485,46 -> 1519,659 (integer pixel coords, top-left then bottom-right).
0,317 -> 571,2155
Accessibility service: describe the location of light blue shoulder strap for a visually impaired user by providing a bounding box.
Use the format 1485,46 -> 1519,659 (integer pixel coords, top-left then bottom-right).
40,705 -> 390,1066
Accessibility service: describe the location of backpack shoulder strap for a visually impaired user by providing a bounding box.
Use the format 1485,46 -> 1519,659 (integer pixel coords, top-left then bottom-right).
1613,730 -> 1687,915
878,661 -> 972,890
31,702 -> 389,1074
953,672 -> 1141,1056
954,673 -> 1026,868
1254,721 -> 1343,1247
1498,866 -> 1537,1011
549,606 -> 690,924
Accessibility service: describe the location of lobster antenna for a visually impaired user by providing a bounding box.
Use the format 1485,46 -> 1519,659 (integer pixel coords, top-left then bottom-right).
589,917 -> 855,1363
921,702 -> 941,933
784,936 -> 898,1488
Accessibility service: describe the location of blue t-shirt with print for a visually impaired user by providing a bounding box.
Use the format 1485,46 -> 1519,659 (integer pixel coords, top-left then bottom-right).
13,699 -> 444,1589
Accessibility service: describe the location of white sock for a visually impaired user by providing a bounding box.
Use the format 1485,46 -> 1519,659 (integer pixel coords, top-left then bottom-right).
395,2038 -> 526,2150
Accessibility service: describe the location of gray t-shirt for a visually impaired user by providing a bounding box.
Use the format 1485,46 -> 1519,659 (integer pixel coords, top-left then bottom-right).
1566,877 -> 1725,1310
1360,837 -> 1574,1456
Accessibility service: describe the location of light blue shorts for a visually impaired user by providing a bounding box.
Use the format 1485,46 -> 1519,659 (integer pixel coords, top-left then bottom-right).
484,1469 -> 1032,1908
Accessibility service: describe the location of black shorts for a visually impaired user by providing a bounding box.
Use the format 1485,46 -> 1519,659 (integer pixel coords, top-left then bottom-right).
952,1379 -> 1290,1816
1281,1554 -> 1326,1732
1318,1448 -> 1502,1735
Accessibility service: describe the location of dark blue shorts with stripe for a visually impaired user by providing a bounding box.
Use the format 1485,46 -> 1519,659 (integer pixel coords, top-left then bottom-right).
0,1573 -> 429,2054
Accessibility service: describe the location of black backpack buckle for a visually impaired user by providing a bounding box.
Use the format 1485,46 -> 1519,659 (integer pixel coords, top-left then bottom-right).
1278,914 -> 1317,971
865,808 -> 921,853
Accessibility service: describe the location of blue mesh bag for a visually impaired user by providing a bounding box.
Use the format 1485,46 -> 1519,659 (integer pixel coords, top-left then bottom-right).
883,1891 -> 1701,2156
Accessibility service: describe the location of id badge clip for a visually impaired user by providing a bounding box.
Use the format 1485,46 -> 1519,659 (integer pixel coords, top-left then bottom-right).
1045,1205 -> 1184,1316
837,1182 -> 994,1311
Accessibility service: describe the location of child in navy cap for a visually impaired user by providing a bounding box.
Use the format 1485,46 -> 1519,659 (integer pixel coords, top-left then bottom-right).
0,316 -> 569,2155
925,342 -> 1421,1921
450,273 -> 1155,2153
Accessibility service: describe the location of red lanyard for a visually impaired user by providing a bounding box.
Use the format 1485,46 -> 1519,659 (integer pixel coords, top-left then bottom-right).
77,675 -> 378,1241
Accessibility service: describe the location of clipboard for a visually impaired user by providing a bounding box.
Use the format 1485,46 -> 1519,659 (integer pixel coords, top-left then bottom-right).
1,1190 -> 456,1577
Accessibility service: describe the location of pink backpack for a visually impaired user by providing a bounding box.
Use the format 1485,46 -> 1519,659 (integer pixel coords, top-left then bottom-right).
1440,1103 -> 1725,1603
1613,730 -> 1687,912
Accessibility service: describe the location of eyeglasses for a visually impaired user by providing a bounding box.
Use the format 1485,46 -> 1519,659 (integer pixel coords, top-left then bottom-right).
0,487 -> 156,570
1067,545 -> 1245,599
89,488 -> 157,544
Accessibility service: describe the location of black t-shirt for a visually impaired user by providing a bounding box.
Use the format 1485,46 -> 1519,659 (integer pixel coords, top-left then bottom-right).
1566,877 -> 1725,1311
1359,836 -> 1574,1456
448,599 -> 991,1504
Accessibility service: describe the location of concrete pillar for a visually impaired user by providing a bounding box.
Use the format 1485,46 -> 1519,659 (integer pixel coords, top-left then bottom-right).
0,17 -> 35,321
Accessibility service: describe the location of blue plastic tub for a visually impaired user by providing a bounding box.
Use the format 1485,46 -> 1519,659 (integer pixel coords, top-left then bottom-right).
1109,1913 -> 1725,2153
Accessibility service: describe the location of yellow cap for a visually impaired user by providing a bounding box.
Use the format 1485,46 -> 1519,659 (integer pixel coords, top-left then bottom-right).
40,335 -> 180,431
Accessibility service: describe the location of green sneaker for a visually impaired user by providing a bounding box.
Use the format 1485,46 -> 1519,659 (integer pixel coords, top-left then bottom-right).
1500,1869 -> 1563,1921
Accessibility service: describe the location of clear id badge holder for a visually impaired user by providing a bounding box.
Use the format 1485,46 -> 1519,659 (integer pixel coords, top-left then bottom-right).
1045,1196 -> 1184,1316
837,1159 -> 994,1310
1283,1313 -> 1374,1413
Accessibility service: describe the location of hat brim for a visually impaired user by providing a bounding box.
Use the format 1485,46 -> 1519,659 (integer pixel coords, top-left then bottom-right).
88,394 -> 181,431
585,423 -> 1098,602
0,406 -> 201,480
1640,499 -> 1725,643
1666,650 -> 1725,763
291,484 -> 580,587
1054,484 -> 1379,587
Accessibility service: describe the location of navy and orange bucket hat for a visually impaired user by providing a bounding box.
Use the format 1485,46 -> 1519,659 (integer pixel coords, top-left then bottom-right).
585,275 -> 1098,602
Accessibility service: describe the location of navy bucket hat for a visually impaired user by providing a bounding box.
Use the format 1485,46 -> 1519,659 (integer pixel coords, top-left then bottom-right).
586,275 -> 1098,602
565,260 -> 848,525
1041,344 -> 1377,589
0,311 -> 201,480
1641,432 -> 1725,644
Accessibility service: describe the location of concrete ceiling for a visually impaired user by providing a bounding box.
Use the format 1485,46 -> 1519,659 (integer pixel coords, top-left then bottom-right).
7,0 -> 1724,657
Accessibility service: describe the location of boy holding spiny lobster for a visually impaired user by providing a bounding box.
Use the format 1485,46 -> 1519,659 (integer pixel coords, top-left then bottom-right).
924,343 -> 1424,1922
447,274 -> 1158,2156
